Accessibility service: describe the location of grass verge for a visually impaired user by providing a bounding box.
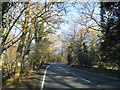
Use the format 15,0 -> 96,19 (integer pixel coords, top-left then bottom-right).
2,64 -> 49,89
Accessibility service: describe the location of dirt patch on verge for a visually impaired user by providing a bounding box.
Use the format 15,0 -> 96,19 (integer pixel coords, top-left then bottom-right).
2,64 -> 49,89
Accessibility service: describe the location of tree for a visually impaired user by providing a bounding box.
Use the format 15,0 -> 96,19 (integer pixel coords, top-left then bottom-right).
13,2 -> 30,83
99,2 -> 120,69
1,2 -> 27,53
66,25 -> 100,67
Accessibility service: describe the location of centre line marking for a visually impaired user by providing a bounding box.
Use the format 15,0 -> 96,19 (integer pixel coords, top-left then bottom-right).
41,65 -> 51,90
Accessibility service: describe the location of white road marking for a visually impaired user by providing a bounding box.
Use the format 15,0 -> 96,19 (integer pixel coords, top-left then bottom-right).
72,73 -> 91,83
41,65 -> 51,90
59,65 -> 91,83
64,64 -> 119,80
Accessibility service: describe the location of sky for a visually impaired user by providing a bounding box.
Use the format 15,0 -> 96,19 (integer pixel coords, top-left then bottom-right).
10,1 -> 100,35
56,2 -> 100,37
16,0 -> 119,3
9,1 -> 101,54
50,1 -> 101,54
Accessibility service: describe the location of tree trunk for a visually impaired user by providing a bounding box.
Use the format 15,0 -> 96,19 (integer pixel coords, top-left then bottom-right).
21,30 -> 32,74
13,3 -> 30,83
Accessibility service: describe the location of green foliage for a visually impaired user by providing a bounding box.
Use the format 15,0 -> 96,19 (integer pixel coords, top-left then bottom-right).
1,2 -> 15,15
30,19 -> 54,69
67,2 -> 120,70
2,1 -> 64,84
67,29 -> 100,67
99,2 -> 120,69
47,54 -> 62,63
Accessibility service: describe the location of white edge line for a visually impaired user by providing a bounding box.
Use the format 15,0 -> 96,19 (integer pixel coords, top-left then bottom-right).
41,65 -> 51,90
72,73 -> 91,83
60,64 -> 91,83
65,64 -> 119,80
74,68 -> 119,80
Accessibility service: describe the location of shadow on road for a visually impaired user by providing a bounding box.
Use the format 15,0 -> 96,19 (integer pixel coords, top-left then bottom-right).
43,64 -> 120,88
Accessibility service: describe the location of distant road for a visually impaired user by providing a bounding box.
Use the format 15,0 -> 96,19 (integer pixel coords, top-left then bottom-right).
41,63 -> 120,89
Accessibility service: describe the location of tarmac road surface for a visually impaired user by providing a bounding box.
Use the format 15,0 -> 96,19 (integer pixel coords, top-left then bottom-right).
41,63 -> 120,89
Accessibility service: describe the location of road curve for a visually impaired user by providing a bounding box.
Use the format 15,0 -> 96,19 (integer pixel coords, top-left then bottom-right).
41,63 -> 120,89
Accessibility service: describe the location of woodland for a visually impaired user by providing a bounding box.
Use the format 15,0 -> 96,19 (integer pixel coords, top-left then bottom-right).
0,1 -> 120,84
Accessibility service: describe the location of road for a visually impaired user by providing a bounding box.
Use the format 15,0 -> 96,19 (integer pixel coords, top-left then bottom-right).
41,63 -> 120,89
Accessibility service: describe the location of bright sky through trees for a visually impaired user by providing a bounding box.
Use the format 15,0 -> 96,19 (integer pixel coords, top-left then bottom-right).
56,2 -> 100,36
10,1 -> 101,54
2,1 -> 120,88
